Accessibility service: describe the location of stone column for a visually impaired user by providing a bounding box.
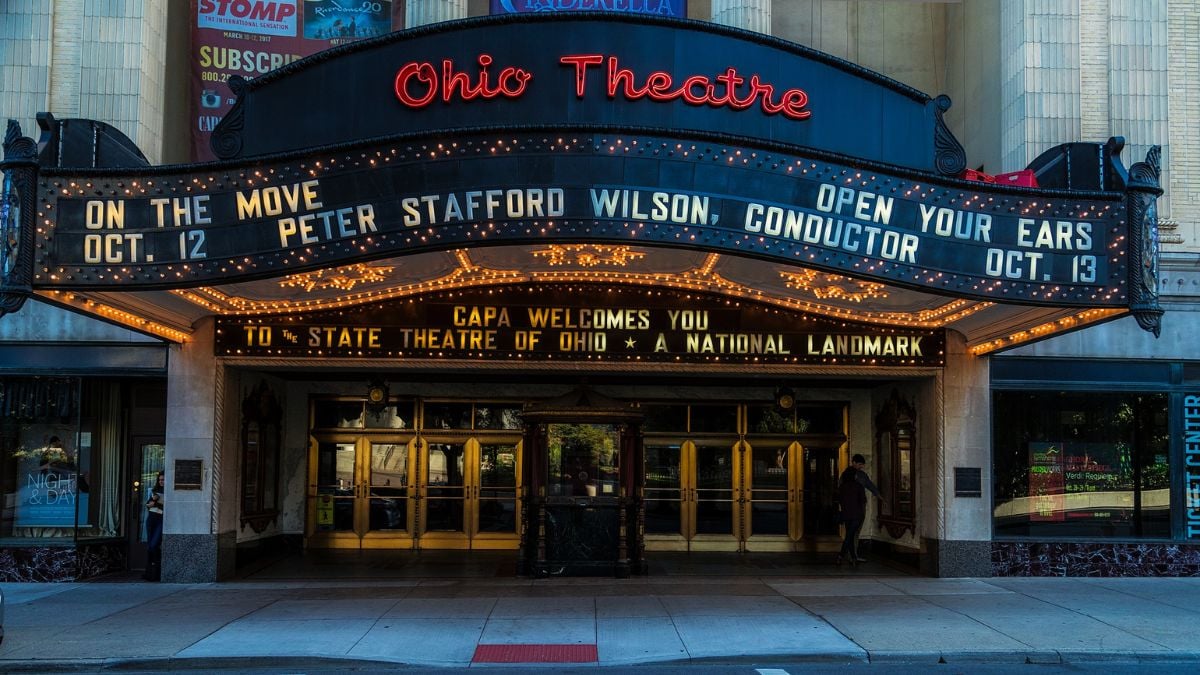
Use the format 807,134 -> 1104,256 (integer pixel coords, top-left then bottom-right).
161,317 -> 233,582
922,330 -> 992,577
406,0 -> 468,28
711,0 -> 772,34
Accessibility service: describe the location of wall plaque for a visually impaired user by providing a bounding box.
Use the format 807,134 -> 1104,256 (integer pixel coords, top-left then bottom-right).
174,459 -> 203,490
954,467 -> 982,498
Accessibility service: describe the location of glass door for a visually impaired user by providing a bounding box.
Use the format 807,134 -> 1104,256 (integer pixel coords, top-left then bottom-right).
418,436 -> 522,549
690,440 -> 741,550
307,436 -> 416,548
802,446 -> 843,538
308,438 -> 360,547
643,440 -> 686,548
362,439 -> 416,548
129,439 -> 165,571
471,438 -> 521,548
420,439 -> 468,547
743,440 -> 802,550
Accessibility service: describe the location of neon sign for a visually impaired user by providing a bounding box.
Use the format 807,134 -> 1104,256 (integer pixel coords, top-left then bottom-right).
394,54 -> 533,107
393,53 -> 811,120
560,54 -> 811,119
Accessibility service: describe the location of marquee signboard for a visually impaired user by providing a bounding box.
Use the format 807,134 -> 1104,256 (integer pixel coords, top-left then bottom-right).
0,14 -> 1164,333
215,286 -> 946,365
32,131 -> 1127,306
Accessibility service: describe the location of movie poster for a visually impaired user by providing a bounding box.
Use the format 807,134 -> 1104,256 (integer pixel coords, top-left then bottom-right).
13,429 -> 90,528
191,0 -> 404,161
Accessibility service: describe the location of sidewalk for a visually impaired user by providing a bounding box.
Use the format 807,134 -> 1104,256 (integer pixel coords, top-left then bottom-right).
3,569 -> 1200,669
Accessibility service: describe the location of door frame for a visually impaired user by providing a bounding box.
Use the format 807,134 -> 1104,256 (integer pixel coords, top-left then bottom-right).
306,433 -> 418,549
127,436 -> 165,571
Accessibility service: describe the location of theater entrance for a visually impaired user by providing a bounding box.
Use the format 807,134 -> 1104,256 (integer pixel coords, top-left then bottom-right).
305,398 -> 523,550
642,403 -> 847,552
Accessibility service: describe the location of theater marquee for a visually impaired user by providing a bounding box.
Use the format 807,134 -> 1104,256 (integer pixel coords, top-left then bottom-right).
0,14 -> 1163,334
215,287 -> 946,366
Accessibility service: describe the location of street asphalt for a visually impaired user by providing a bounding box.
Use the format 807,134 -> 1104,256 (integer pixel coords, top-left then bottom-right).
3,569 -> 1200,670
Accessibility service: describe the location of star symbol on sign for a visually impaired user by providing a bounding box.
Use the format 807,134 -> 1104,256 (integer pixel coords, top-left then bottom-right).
625,337 -> 637,349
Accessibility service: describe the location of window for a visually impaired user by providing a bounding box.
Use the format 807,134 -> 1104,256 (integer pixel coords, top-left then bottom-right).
0,377 -> 152,543
875,390 -> 916,537
241,381 -> 282,533
992,391 -> 1169,538
547,423 -> 619,498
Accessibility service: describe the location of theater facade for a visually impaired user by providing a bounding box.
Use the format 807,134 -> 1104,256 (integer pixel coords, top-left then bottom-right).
0,9 -> 1193,581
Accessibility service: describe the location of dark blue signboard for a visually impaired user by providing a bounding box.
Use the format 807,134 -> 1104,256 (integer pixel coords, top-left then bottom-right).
207,14 -> 960,176
34,131 -> 1126,305
490,1 -> 686,17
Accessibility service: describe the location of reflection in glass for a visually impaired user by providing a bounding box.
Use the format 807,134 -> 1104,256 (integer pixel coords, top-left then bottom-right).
315,442 -> 356,531
749,443 -> 788,535
877,431 -> 893,517
474,405 -> 523,430
897,429 -> 913,517
993,391 -> 1169,538
694,443 -> 733,534
365,401 -> 413,429
644,443 -> 682,534
369,442 -> 408,531
747,406 -> 794,434
425,442 -> 465,531
313,402 -> 364,429
424,403 -> 472,430
478,443 -> 517,532
547,424 -> 619,497
138,443 -> 166,543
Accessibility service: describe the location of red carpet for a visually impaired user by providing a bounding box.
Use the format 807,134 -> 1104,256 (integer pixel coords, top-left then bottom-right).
472,644 -> 599,663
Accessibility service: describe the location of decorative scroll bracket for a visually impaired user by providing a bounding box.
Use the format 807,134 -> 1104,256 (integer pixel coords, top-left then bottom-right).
210,75 -> 247,160
1126,145 -> 1164,337
0,120 -> 38,318
933,95 -> 967,178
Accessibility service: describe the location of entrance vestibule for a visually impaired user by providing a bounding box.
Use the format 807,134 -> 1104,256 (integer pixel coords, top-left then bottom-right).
302,393 -> 856,559
306,399 -> 523,550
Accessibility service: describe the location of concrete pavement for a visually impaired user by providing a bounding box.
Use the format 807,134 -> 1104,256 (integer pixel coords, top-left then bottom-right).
3,572 -> 1200,669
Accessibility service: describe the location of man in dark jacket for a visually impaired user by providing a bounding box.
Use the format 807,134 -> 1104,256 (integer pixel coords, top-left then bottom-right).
837,454 -> 881,565
837,465 -> 865,566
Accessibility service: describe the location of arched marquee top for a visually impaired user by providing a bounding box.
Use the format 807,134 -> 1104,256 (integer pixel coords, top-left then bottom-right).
211,12 -> 965,175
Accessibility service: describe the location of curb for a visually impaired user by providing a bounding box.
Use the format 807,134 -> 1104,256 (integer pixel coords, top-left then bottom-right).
865,649 -> 1200,666
5,649 -> 1200,671
0,656 -> 409,673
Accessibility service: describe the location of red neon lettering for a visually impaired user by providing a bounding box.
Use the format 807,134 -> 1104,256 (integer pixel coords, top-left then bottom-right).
395,62 -> 437,108
681,75 -> 710,105
394,55 -> 532,108
558,54 -> 812,121
559,54 -> 604,97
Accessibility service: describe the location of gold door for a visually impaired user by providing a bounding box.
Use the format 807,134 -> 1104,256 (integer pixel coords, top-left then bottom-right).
643,439 -> 687,550
644,438 -> 742,552
471,437 -> 521,550
742,440 -> 803,551
689,439 -> 742,551
418,436 -> 522,550
362,438 -> 417,549
307,435 -> 417,549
